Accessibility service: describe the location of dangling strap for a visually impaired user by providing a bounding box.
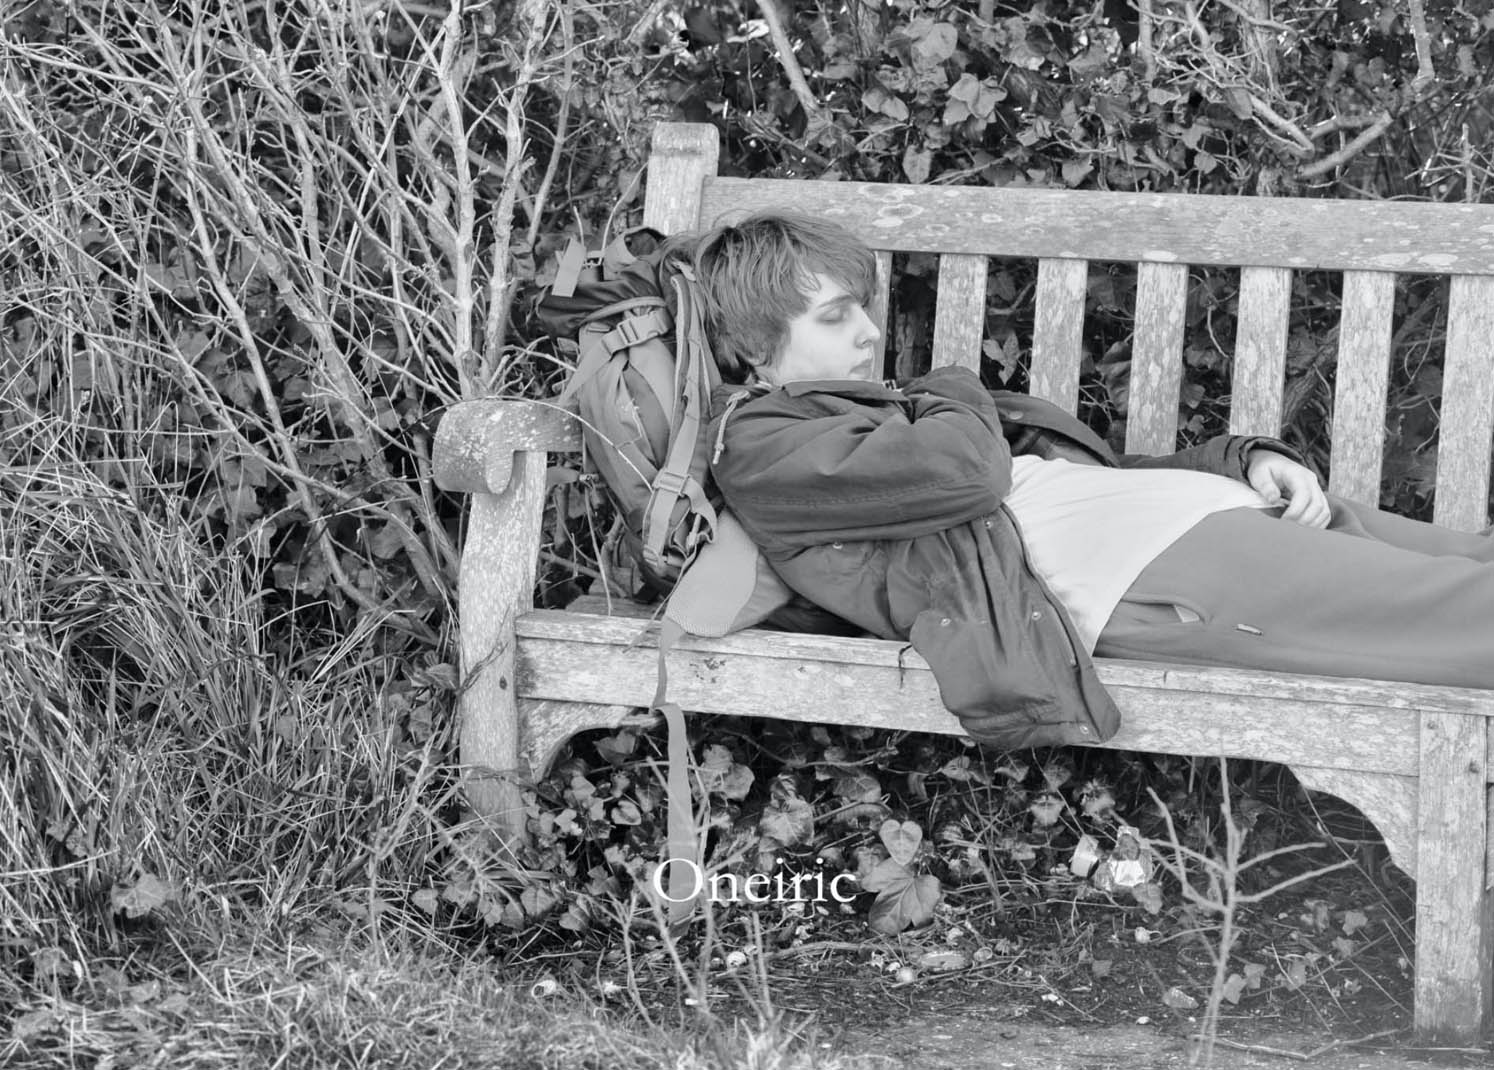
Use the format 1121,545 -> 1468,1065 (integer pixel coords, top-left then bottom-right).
654,616 -> 697,930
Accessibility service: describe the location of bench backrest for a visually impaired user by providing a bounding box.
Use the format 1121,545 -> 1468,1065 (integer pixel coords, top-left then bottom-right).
643,122 -> 1494,532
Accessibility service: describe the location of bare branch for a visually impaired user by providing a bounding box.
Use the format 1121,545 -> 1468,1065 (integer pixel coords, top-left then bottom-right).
1299,110 -> 1393,178
1405,0 -> 1436,99
756,0 -> 830,127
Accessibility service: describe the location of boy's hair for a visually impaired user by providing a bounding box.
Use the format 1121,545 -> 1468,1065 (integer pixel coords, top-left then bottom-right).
684,212 -> 878,384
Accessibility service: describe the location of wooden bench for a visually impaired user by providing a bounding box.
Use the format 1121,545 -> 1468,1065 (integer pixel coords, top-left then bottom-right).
435,121 -> 1494,1043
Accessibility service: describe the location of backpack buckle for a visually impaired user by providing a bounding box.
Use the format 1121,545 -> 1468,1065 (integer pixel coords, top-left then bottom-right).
652,468 -> 687,498
601,308 -> 672,354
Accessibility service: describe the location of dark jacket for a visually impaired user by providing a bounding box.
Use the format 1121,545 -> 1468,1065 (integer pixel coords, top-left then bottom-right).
708,366 -> 1301,749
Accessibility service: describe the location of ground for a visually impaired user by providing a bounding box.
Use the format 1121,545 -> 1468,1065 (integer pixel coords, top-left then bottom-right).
529,861 -> 1494,1070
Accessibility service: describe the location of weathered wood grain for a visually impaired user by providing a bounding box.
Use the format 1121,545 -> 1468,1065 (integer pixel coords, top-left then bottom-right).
1414,712 -> 1494,1041
700,176 -> 1494,273
931,254 -> 988,371
1126,263 -> 1189,455
458,455 -> 548,839
434,400 -> 581,494
643,124 -> 720,235
513,610 -> 1494,771
518,699 -> 655,774
870,250 -> 892,374
1031,258 -> 1088,411
1434,276 -> 1494,532
1229,266 -> 1291,437
1293,766 -> 1415,877
1329,272 -> 1396,505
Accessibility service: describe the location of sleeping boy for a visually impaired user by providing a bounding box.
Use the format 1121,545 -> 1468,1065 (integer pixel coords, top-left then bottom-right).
689,212 -> 1494,749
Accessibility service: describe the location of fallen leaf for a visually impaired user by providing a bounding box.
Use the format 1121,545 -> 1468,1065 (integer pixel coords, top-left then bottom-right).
1283,958 -> 1309,989
1221,973 -> 1247,1005
110,873 -> 176,918
1162,986 -> 1199,1010
1341,909 -> 1369,934
879,819 -> 923,866
759,795 -> 814,846
867,868 -> 942,935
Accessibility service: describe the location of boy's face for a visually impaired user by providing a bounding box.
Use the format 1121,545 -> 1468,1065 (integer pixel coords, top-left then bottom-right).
767,274 -> 881,385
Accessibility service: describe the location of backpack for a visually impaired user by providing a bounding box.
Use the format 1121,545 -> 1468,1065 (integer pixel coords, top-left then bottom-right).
538,228 -> 753,929
538,229 -> 719,598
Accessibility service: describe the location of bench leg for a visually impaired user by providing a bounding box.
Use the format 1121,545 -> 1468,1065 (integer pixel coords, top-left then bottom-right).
1414,711 -> 1493,1044
457,453 -> 547,850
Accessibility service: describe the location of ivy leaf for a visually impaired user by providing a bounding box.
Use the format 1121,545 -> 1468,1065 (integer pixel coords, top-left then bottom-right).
700,743 -> 754,800
879,818 -> 923,866
594,730 -> 636,767
759,794 -> 814,847
864,861 -> 943,935
909,20 -> 959,68
862,85 -> 909,122
903,143 -> 933,184
1061,158 -> 1093,187
833,772 -> 886,823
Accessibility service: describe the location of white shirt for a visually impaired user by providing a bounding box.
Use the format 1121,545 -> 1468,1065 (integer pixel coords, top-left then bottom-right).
1004,456 -> 1271,652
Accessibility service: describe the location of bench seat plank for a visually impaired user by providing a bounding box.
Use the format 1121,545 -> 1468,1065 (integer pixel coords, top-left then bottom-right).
514,610 -> 1494,776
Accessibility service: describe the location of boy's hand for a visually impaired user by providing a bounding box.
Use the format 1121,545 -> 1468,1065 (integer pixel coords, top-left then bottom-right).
1246,449 -> 1330,528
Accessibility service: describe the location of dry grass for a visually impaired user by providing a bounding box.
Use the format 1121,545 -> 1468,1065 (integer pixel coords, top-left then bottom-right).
0,0 -> 555,970
2,926 -> 881,1070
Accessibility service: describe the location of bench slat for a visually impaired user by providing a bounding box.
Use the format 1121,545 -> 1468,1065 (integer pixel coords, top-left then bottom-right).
931,253 -> 988,370
643,124 -> 720,234
1125,262 -> 1188,454
702,177 -> 1494,273
1434,276 -> 1494,531
1229,266 -> 1291,437
871,250 -> 892,374
1329,272 -> 1396,505
1031,258 -> 1088,411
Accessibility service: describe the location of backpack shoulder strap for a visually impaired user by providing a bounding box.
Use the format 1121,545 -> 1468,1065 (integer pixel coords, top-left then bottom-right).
640,266 -> 717,576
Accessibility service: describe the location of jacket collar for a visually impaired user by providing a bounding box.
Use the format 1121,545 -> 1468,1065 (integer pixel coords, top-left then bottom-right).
781,377 -> 904,400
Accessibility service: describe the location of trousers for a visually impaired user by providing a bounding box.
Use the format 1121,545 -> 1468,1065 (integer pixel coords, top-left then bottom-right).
1094,497 -> 1494,690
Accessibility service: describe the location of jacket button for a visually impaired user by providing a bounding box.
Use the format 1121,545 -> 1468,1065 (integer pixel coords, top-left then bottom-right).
940,618 -> 951,626
1030,610 -> 1042,621
984,519 -> 992,529
1078,726 -> 1091,735
831,541 -> 843,549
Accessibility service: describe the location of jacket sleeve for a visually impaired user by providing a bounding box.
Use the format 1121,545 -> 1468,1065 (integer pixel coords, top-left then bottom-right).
1117,434 -> 1306,483
712,366 -> 1011,545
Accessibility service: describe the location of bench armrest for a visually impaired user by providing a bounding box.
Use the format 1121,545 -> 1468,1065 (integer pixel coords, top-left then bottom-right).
433,398 -> 583,495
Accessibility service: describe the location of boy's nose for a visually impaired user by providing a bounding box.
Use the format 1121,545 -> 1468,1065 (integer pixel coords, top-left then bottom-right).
857,306 -> 882,344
